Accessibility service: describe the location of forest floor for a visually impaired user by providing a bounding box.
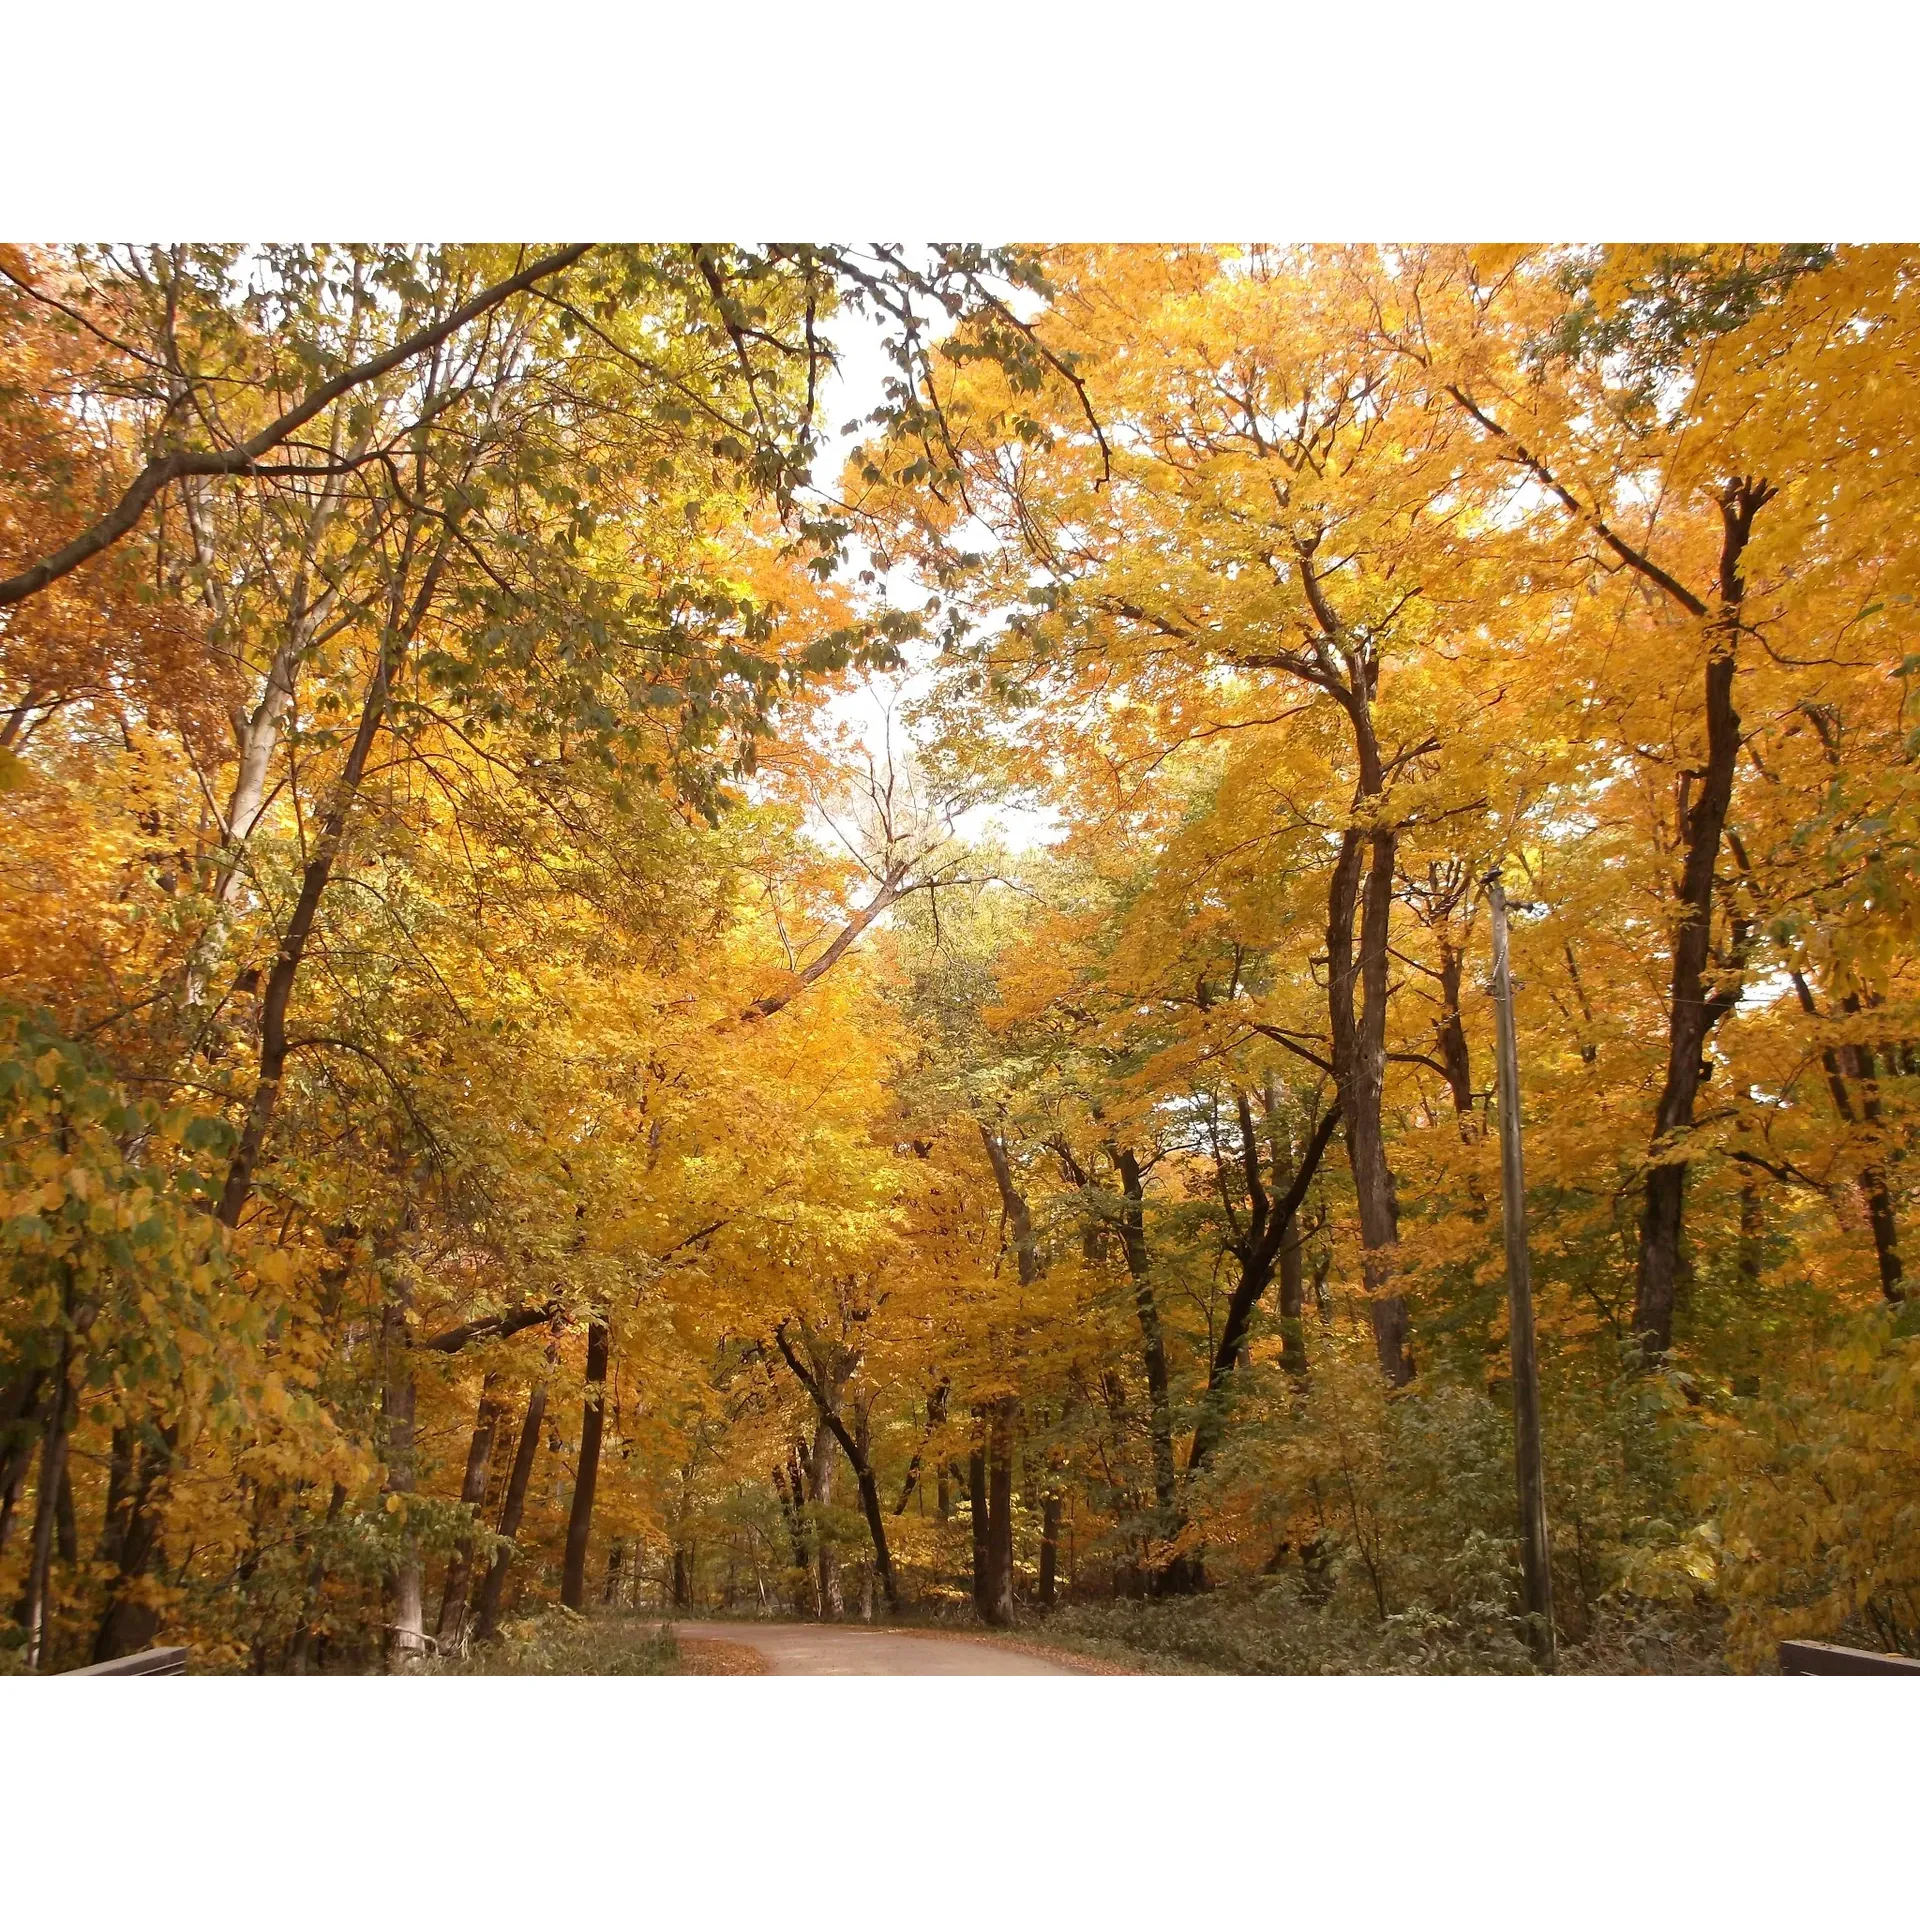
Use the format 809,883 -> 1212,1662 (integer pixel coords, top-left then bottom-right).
670,1620 -> 1092,1674
438,1609 -> 1124,1674
448,1588 -> 1729,1674
454,1579 -> 1736,1674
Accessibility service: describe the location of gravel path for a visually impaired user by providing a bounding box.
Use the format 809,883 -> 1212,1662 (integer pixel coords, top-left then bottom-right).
671,1620 -> 1084,1675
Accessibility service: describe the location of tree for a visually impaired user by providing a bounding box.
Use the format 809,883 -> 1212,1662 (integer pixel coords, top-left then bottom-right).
6,239 -> 1917,1677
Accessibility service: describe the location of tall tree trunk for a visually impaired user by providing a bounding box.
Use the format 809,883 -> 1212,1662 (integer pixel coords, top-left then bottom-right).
1113,1148 -> 1179,1531
771,1325 -> 900,1612
1856,1161 -> 1906,1303
1564,943 -> 1599,1065
561,1317 -> 611,1612
1632,482 -> 1771,1356
982,1404 -> 1016,1626
1189,1105 -> 1341,1478
54,1452 -> 76,1566
22,1358 -> 72,1671
215,524 -> 454,1231
1633,649 -> 1743,1357
385,1536 -> 424,1674
1840,994 -> 1905,1302
475,1377 -> 550,1642
976,1127 -> 1034,1620
1431,402 -> 1775,1357
1425,929 -> 1492,1223
97,1421 -> 133,1565
968,1446 -> 988,1609
775,1450 -> 812,1584
979,1123 -> 1039,1288
809,1411 -> 841,1620
214,641 -> 394,1230
186,422 -> 371,1012
435,1372 -> 505,1650
893,1380 -> 948,1516
1038,1493 -> 1062,1609
1290,543 -> 1410,1384
288,1481 -> 348,1674
1263,1076 -> 1314,1376
1329,817 -> 1412,1384
382,1286 -> 426,1670
1789,973 -> 1905,1302
1436,936 -> 1476,1119
90,1428 -> 174,1662
1278,1210 -> 1308,1377
0,1368 -> 46,1556
847,1457 -> 899,1614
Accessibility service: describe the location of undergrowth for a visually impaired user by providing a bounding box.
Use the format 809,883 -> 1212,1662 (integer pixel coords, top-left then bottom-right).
435,1608 -> 682,1675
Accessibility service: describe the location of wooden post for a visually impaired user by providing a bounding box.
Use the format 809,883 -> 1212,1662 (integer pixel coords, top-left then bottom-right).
1486,874 -> 1555,1671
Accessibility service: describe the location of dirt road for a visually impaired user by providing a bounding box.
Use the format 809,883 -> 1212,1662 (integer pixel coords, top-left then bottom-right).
671,1620 -> 1083,1675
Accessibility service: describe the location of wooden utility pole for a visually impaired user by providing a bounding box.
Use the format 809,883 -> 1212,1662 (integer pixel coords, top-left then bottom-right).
1486,874 -> 1555,1671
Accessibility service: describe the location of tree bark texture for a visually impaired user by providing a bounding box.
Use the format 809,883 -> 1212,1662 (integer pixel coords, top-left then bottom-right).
560,1317 -> 611,1612
968,1447 -> 988,1609
89,1429 -> 174,1662
1625,481 -> 1771,1356
1038,1493 -> 1062,1609
982,1405 -> 1016,1626
809,1412 -> 841,1620
434,1373 -> 505,1650
1188,1104 -> 1341,1478
381,1275 -> 426,1670
475,1378 -> 550,1641
1113,1148 -> 1179,1529
1328,817 -> 1412,1384
772,1323 -> 900,1612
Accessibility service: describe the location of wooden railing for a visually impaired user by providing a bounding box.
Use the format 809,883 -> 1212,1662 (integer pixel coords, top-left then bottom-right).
62,1646 -> 189,1676
1778,1639 -> 1920,1675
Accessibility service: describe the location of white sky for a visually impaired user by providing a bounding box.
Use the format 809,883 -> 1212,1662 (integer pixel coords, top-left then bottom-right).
794,270 -> 1062,860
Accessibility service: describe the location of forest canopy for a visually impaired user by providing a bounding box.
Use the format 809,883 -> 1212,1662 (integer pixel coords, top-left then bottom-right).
3,241 -> 1916,1674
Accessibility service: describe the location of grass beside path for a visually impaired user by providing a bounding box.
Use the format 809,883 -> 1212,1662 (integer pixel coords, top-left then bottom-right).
447,1611 -> 682,1674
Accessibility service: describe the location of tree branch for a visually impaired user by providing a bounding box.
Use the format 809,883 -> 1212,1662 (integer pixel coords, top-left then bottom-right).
741,862 -> 911,1020
0,244 -> 594,607
1442,384 -> 1710,619
419,1301 -> 560,1356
